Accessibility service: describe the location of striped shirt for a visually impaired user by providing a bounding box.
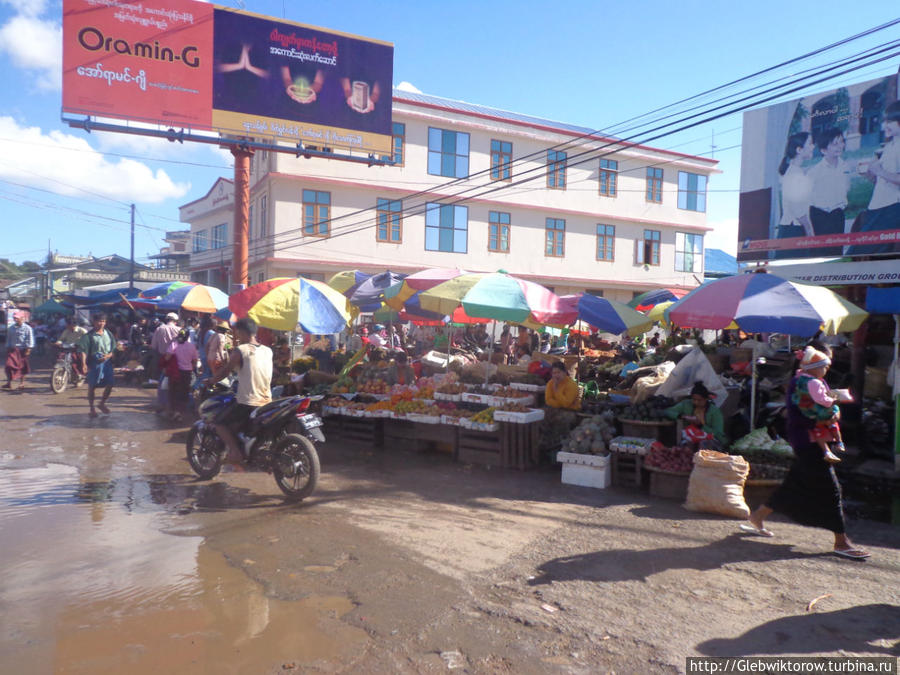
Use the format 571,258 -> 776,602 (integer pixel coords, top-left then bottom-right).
6,323 -> 34,349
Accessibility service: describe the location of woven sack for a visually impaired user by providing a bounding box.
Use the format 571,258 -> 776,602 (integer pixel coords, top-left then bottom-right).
684,450 -> 750,518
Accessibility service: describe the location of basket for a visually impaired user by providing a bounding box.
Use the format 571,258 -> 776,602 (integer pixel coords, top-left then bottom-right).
619,418 -> 674,440
646,465 -> 691,500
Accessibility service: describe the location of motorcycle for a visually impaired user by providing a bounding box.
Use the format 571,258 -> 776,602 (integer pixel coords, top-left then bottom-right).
186,385 -> 324,501
50,344 -> 84,393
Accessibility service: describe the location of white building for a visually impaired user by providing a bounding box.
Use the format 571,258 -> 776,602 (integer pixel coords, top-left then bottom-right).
182,90 -> 718,303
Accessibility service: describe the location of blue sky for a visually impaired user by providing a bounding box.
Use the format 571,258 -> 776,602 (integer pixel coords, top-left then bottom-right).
0,0 -> 897,266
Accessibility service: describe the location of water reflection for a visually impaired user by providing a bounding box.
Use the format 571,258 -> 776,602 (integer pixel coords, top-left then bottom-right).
0,464 -> 367,673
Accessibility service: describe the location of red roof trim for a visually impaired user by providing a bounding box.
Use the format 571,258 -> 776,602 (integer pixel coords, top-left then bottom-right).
392,95 -> 719,166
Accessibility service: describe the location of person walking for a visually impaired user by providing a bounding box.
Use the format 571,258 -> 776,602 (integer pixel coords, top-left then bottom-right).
77,313 -> 116,418
164,329 -> 199,423
742,343 -> 870,560
4,311 -> 34,390
149,313 -> 180,378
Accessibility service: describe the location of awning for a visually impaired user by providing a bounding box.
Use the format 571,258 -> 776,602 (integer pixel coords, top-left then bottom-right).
866,287 -> 900,314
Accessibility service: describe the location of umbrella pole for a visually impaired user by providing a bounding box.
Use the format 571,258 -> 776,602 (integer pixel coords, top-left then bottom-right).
750,355 -> 758,431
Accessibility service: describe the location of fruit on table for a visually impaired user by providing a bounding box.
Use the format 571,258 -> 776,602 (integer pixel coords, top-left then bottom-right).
470,407 -> 496,424
436,382 -> 466,394
620,395 -> 675,421
560,410 -> 616,455
645,443 -> 694,473
493,386 -> 530,399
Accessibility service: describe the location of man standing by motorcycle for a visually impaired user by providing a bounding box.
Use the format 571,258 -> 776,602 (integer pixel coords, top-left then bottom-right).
208,317 -> 273,464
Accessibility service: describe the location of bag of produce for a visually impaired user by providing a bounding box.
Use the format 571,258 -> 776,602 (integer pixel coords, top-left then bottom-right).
684,450 -> 750,519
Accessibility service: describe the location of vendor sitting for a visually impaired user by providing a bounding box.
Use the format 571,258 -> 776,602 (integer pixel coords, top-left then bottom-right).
386,350 -> 416,386
545,361 -> 580,411
664,381 -> 726,450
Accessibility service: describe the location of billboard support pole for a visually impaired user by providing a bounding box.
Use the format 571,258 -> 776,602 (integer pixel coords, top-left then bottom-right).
231,144 -> 253,291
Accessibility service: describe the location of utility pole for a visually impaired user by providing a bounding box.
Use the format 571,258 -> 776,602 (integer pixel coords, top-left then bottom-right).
231,143 -> 253,292
129,203 -> 136,292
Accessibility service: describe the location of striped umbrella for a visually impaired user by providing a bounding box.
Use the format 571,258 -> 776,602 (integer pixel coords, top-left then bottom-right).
139,280 -> 198,299
229,277 -> 351,333
628,287 -> 689,312
157,284 -> 229,314
418,272 -> 576,326
575,294 -> 653,337
666,272 -> 868,336
384,267 -> 467,310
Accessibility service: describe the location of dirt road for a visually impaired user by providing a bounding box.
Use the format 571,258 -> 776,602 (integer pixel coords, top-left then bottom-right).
1,366 -> 898,673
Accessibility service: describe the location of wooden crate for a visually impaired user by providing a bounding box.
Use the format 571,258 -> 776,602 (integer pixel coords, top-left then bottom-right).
619,419 -> 675,444
328,416 -> 383,446
499,421 -> 541,470
457,428 -> 502,466
611,452 -> 644,487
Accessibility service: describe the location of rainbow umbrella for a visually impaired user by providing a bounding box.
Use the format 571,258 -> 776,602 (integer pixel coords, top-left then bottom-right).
348,271 -> 406,311
666,272 -> 868,337
384,268 -> 467,310
157,284 -> 229,314
628,287 -> 689,312
327,270 -> 370,296
229,277 -> 351,333
418,272 -> 576,326
139,280 -> 198,299
575,294 -> 653,337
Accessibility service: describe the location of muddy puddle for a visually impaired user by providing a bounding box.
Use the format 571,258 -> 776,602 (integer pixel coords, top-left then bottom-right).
0,463 -> 368,673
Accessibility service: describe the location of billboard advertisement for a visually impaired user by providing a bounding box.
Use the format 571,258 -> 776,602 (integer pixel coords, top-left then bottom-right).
62,0 -> 394,154
738,74 -> 900,261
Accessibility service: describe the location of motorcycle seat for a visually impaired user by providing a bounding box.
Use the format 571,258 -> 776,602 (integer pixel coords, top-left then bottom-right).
249,396 -> 299,419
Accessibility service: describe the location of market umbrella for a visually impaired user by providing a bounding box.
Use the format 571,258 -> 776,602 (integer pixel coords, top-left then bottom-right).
348,271 -> 407,311
139,280 -> 198,299
157,284 -> 230,314
666,272 -> 868,337
229,277 -> 351,333
383,267 -> 467,310
326,270 -> 370,296
575,293 -> 653,337
33,299 -> 73,315
418,272 -> 576,326
628,287 -> 689,312
645,300 -> 675,324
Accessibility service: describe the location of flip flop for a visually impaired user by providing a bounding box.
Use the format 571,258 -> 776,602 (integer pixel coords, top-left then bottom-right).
739,523 -> 775,538
833,548 -> 870,560
98,403 -> 110,414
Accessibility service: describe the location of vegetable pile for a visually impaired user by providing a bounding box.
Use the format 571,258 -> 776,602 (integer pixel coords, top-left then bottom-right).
560,411 -> 616,456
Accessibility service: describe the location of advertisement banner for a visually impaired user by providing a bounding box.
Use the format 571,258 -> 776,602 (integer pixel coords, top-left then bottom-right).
738,74 -> 900,261
62,0 -> 394,154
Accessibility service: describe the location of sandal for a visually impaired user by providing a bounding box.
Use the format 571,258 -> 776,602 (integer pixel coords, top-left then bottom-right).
739,523 -> 775,537
833,548 -> 870,560
98,402 -> 110,414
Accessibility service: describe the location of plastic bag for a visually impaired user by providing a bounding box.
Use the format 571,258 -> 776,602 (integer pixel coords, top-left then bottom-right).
656,346 -> 728,404
684,450 -> 750,518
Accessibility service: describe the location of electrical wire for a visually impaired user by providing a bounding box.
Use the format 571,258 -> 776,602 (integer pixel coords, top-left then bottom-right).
253,42 -> 900,255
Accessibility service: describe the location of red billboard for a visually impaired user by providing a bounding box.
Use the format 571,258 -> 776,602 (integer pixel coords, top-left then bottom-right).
62,0 -> 394,154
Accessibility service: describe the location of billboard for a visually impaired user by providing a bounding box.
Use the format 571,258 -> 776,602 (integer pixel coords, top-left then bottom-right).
738,74 -> 900,261
62,0 -> 394,154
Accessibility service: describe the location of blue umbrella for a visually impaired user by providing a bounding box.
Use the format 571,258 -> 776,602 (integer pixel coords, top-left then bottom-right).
348,271 -> 407,312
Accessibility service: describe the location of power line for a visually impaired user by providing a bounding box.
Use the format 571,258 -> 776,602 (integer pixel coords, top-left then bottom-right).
244,22 -> 900,255
253,41 -> 900,255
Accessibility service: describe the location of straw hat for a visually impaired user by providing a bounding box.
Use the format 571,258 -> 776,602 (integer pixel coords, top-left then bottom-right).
215,319 -> 230,331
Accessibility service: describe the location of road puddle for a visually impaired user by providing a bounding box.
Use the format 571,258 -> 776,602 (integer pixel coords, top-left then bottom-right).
0,463 -> 368,673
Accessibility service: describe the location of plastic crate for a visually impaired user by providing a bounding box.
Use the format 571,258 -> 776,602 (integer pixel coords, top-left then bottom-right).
493,408 -> 545,424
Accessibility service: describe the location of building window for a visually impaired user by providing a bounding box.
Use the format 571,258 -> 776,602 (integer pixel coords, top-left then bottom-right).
192,230 -> 208,253
257,271 -> 265,285
259,195 -> 267,239
678,171 -> 708,212
427,127 -> 469,178
376,198 -> 402,243
303,189 -> 330,236
675,232 -> 703,272
211,223 -> 227,249
596,224 -> 615,261
248,203 -> 254,240
190,270 -> 208,284
547,150 -> 567,189
490,140 -> 512,181
646,167 -> 663,203
545,218 -> 565,257
599,159 -> 618,197
488,211 -> 510,252
636,229 -> 661,265
425,203 -> 468,253
382,122 -> 405,165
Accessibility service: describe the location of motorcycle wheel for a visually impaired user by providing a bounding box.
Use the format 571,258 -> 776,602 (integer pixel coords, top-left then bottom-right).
51,366 -> 69,394
271,433 -> 320,501
186,426 -> 225,480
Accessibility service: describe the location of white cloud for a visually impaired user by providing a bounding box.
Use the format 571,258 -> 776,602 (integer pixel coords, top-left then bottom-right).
0,14 -> 61,90
396,81 -> 422,94
704,217 -> 739,256
1,0 -> 50,17
0,116 -> 190,203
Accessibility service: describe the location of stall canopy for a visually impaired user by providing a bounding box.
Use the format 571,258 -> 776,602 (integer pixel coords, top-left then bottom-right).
33,299 -> 73,315
866,287 -> 900,314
